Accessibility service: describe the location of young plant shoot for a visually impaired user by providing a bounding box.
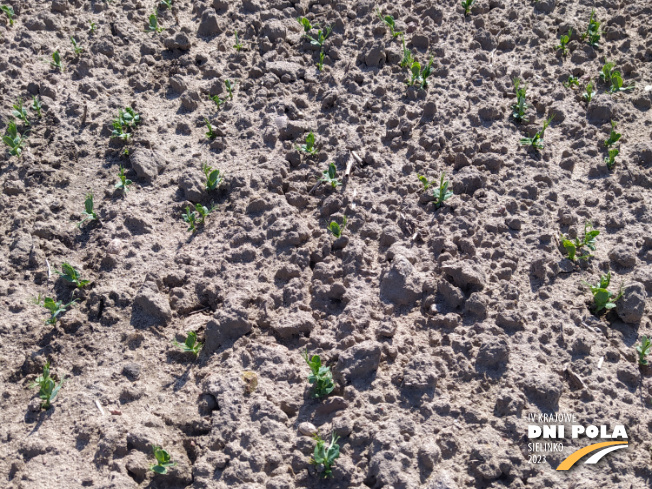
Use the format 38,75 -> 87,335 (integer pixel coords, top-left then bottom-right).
34,294 -> 77,324
51,50 -> 63,72
233,29 -> 243,51
146,13 -> 163,33
311,432 -> 340,478
433,173 -> 453,209
115,165 -> 132,194
151,446 -> 175,474
581,9 -> 600,48
511,78 -> 528,123
202,163 -> 223,191
209,94 -> 224,110
56,263 -> 91,288
1,5 -> 14,26
600,61 -> 634,93
408,56 -> 434,89
560,222 -> 599,261
111,107 -> 140,141
78,192 -> 98,227
31,96 -> 43,118
399,35 -> 414,69
636,336 -> 651,366
160,0 -> 172,9
376,9 -> 401,38
70,36 -> 83,55
3,120 -> 26,156
605,148 -> 619,171
88,20 -> 97,33
583,272 -> 623,314
204,118 -> 217,140
173,331 -> 202,357
302,349 -> 335,398
297,16 -> 312,34
12,98 -> 30,126
295,131 -> 318,156
555,29 -> 572,55
461,0 -> 475,16
520,115 -> 554,152
225,79 -> 236,100
182,203 -> 214,232
327,216 -> 347,238
583,80 -> 594,103
604,120 -> 621,147
29,362 -> 64,410
318,163 -> 341,189
563,75 -> 580,89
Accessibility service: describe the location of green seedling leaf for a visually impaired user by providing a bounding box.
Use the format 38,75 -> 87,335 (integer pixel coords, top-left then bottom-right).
605,147 -> 619,170
225,79 -> 236,100
88,20 -> 97,33
310,432 -> 340,478
376,9 -> 402,38
317,50 -> 325,71
51,50 -> 63,72
563,75 -> 580,89
182,203 -> 215,232
3,120 -> 27,157
433,173 -> 453,209
1,5 -> 14,26
56,262 -> 90,288
204,117 -> 216,139
327,216 -> 347,238
461,0 -> 475,16
561,221 -> 599,261
111,107 -> 140,141
582,80 -> 594,103
399,35 -> 414,69
417,173 -> 436,191
31,96 -> 43,118
159,0 -> 172,9
12,98 -> 30,126
297,16 -> 312,34
582,272 -> 624,314
580,9 -> 600,48
511,77 -> 528,123
295,131 -> 318,156
318,163 -> 341,189
636,336 -> 652,366
34,294 -> 77,324
600,61 -> 635,93
173,331 -> 202,356
209,94 -> 224,110
29,362 -> 64,409
78,192 -> 98,228
520,114 -> 554,152
202,162 -> 223,191
555,28 -> 572,55
70,36 -> 83,55
115,165 -> 132,194
150,446 -> 176,475
233,29 -> 243,51
302,349 -> 335,398
604,120 -> 621,147
306,26 -> 331,48
146,13 -> 164,33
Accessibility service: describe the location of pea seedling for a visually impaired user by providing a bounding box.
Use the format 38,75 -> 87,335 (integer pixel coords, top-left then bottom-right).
202,163 -> 223,191
56,263 -> 90,288
297,16 -> 312,34
29,362 -> 64,410
555,29 -> 572,55
399,35 -> 414,68
317,51 -> 325,71
204,117 -> 217,139
31,96 -> 43,118
146,13 -> 164,33
318,163 -> 341,189
70,36 -> 83,55
408,56 -> 434,89
115,165 -> 132,194
604,120 -> 621,147
51,50 -> 63,72
111,107 -> 140,141
376,9 -> 401,38
88,20 -> 97,33
432,173 -> 453,209
583,272 -> 623,314
173,331 -> 202,357
636,336 -> 651,366
78,192 -> 98,227
150,446 -> 175,475
233,29 -> 243,51
306,26 -> 331,49
1,5 -> 14,26
302,349 -> 335,398
511,78 -> 528,123
295,131 -> 318,156
563,75 -> 580,89
160,0 -> 172,9
605,148 -> 619,171
209,95 -> 224,110
560,222 -> 599,261
3,120 -> 27,156
582,80 -> 594,103
461,0 -> 475,16
34,294 -> 77,324
520,115 -> 554,152
327,216 -> 347,238
600,61 -> 634,94
580,9 -> 600,48
311,432 -> 340,478
12,98 -> 30,126
182,203 -> 215,232
225,79 -> 236,100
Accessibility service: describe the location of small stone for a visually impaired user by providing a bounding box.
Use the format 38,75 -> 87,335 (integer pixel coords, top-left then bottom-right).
106,239 -> 123,255
122,363 -> 141,381
298,422 -> 317,436
616,283 -> 646,324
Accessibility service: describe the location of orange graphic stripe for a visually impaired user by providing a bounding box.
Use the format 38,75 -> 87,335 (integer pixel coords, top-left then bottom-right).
556,441 -> 628,471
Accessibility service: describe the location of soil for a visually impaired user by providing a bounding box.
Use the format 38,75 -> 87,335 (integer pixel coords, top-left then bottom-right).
1,0 -> 651,488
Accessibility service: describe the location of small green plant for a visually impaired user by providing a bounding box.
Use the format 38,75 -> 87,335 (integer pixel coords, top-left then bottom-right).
34,294 -> 77,324
173,331 -> 202,356
318,163 -> 341,189
520,115 -> 554,152
583,272 -> 623,314
209,94 -> 224,110
605,147 -> 619,171
160,0 -> 172,9
51,50 -> 63,72
432,173 -> 453,209
295,131 -> 318,156
310,432 -> 340,478
11,98 -> 30,126
78,192 -> 98,227
297,16 -> 312,34
146,13 -> 163,33
88,20 -> 97,33
150,446 -> 176,475
115,165 -> 132,194
306,26 -> 331,49
302,349 -> 335,398
582,80 -> 594,103
327,216 -> 347,238
580,9 -> 600,48
461,0 -> 475,16
1,5 -> 14,26
111,107 -> 140,141
408,56 -> 434,89
376,9 -> 401,38
29,362 -> 64,410
70,36 -> 83,55
604,120 -> 621,147
204,117 -> 216,139
317,50 -> 325,71
182,203 -> 214,233
600,61 -> 635,94
511,77 -> 528,123
399,35 -> 414,69
31,96 -> 42,118
636,336 -> 651,366
555,28 -> 572,55
233,29 -> 243,51
56,263 -> 90,288
563,75 -> 580,89
3,120 -> 27,156
202,163 -> 223,191
225,79 -> 236,100
560,222 -> 599,261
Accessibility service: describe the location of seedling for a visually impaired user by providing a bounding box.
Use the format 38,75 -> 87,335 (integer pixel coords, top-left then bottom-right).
511,77 -> 528,123
160,0 -> 172,9
600,61 -> 634,94
582,80 -> 594,103
233,29 -> 243,51
563,75 -> 580,89
56,263 -> 90,288
583,272 -> 623,314
1,5 -> 14,26
115,165 -> 132,194
636,336 -> 651,366
202,163 -> 223,191
295,131 -> 318,156
209,95 -> 223,110
461,0 -> 475,16
111,107 -> 140,141
560,221 -> 599,261
605,148 -> 619,171
310,432 -> 340,478
297,16 -> 312,34
318,163 -> 341,189
225,79 -> 235,100
51,50 -> 63,72
34,294 -> 77,324
306,26 -> 331,49
302,349 -> 335,398
146,13 -> 163,33
204,117 -> 216,139
327,216 -> 347,238
88,20 -> 97,33
242,371 -> 258,394
399,35 -> 414,69
432,173 -> 453,209
317,50 -> 325,71
520,115 -> 554,152
580,9 -> 600,48
408,56 -> 434,89
182,203 -> 214,232
31,96 -> 43,118
78,192 -> 98,227
376,9 -> 401,38
70,36 -> 83,55
604,120 -> 621,147
555,29 -> 572,55
173,331 -> 202,356
3,120 -> 27,156
29,362 -> 64,410
11,98 -> 30,126
150,446 -> 175,475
